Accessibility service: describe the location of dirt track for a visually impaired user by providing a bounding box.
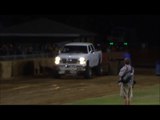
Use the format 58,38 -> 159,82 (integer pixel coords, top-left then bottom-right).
0,75 -> 159,105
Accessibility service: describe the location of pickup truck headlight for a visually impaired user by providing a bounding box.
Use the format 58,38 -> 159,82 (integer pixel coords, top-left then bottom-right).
55,56 -> 61,65
79,57 -> 86,65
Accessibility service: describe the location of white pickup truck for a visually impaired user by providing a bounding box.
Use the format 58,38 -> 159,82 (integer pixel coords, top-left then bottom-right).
54,42 -> 103,78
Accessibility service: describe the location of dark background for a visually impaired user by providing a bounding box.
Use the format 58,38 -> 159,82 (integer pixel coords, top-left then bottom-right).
0,15 -> 160,46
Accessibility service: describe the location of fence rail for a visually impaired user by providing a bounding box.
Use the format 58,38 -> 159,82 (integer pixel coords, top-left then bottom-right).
0,53 -> 56,60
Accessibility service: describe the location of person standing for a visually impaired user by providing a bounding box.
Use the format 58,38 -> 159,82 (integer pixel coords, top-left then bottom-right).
118,58 -> 135,105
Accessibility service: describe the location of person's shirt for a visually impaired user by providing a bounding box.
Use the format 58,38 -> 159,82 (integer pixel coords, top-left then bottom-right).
119,64 -> 134,84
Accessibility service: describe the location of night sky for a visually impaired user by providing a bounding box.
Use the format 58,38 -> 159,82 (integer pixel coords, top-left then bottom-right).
0,15 -> 160,46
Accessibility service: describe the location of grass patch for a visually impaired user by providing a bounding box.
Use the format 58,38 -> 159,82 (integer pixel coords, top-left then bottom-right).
69,85 -> 160,105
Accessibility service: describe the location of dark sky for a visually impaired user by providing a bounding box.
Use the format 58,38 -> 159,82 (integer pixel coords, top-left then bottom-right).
0,15 -> 160,45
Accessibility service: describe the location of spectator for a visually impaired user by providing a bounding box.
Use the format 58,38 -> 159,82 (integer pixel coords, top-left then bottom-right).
118,58 -> 135,105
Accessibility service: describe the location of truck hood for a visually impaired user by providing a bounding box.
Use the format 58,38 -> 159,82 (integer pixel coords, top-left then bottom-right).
58,53 -> 88,59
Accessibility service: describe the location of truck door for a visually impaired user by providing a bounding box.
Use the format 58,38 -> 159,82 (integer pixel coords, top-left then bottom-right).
91,45 -> 98,66
88,45 -> 95,67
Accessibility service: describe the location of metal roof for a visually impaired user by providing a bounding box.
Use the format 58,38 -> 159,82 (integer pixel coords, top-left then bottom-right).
65,42 -> 93,46
0,18 -> 96,37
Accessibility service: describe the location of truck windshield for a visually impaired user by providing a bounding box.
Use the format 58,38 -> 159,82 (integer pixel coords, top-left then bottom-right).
61,46 -> 88,53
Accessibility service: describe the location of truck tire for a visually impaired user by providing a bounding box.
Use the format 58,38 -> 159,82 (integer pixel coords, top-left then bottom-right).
84,61 -> 92,79
54,71 -> 61,79
96,60 -> 103,76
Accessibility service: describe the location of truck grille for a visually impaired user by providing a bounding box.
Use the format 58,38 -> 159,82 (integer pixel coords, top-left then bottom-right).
61,58 -> 78,64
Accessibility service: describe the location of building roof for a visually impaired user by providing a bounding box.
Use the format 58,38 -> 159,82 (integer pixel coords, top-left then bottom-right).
65,42 -> 93,46
0,18 -> 96,37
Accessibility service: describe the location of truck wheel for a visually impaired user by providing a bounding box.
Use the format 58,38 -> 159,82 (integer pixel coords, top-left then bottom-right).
84,61 -> 92,79
96,64 -> 103,75
54,71 -> 61,79
55,74 -> 61,79
96,62 -> 103,76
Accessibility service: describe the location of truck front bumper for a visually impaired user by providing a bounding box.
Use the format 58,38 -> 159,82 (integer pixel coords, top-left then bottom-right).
57,64 -> 86,75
